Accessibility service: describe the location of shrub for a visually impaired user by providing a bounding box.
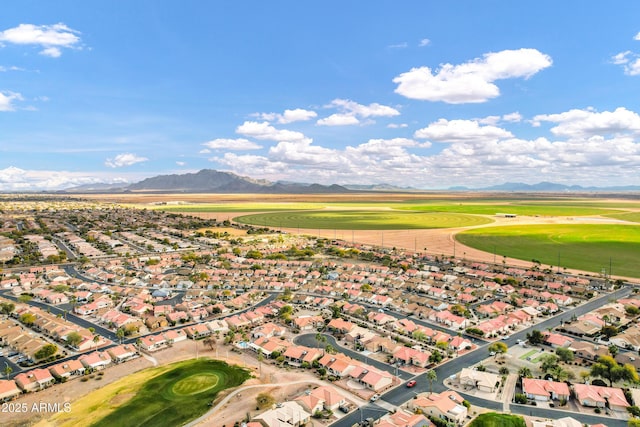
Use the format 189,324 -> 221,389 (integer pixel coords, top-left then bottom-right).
514,393 -> 527,404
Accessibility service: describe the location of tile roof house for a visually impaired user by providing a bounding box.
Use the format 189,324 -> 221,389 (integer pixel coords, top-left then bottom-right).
572,383 -> 629,411
0,379 -> 21,401
48,359 -> 86,380
458,368 -> 499,393
408,390 -> 467,424
295,385 -> 346,413
14,368 -> 55,392
523,378 -> 570,401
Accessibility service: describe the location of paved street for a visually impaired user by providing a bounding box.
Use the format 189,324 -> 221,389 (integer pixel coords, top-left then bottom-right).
329,287 -> 633,426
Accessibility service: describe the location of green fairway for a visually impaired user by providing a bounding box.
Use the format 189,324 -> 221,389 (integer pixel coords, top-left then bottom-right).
90,359 -> 251,427
401,203 -> 620,216
457,224 -> 640,277
234,210 -> 494,230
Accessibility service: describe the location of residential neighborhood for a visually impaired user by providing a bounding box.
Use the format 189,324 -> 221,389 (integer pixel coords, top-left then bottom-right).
0,196 -> 638,427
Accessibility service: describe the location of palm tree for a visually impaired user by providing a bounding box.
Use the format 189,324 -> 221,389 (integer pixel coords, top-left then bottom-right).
3,363 -> 12,378
426,369 -> 437,395
518,367 -> 532,379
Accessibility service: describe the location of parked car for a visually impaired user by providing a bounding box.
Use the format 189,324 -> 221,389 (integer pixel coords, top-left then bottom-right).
406,380 -> 417,388
339,403 -> 354,413
370,394 -> 380,402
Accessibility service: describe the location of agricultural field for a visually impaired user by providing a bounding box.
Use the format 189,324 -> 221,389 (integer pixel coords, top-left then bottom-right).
51,359 -> 251,427
234,210 -> 493,230
457,224 -> 640,278
92,192 -> 640,278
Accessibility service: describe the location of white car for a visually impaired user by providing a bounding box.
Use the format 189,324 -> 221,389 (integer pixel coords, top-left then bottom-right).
370,393 -> 380,402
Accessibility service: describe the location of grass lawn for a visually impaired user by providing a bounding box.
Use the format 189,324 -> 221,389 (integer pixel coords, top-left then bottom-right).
51,358 -> 251,427
233,210 -> 493,230
457,224 -> 640,278
469,412 -> 526,427
519,349 -> 539,360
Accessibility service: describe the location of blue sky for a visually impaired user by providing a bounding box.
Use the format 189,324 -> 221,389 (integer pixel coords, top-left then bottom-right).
2,1 -> 640,190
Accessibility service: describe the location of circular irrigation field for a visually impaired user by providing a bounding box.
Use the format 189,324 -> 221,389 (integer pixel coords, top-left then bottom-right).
234,210 -> 493,230
457,223 -> 640,278
91,359 -> 252,427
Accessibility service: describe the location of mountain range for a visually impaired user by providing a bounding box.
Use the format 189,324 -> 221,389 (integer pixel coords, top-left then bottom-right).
61,170 -> 640,194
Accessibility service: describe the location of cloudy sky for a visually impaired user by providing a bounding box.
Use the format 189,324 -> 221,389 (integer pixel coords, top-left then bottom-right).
2,1 -> 640,191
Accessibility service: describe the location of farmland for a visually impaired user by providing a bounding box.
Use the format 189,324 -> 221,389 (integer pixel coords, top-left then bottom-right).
91,192 -> 640,278
457,224 -> 640,277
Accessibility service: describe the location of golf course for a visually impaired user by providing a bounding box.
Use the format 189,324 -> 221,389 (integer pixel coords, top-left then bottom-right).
51,359 -> 251,427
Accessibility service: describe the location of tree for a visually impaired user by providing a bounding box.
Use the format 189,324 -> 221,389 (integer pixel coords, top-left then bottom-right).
426,369 -> 437,394
555,347 -> 575,363
625,305 -> 640,316
579,370 -> 591,384
93,334 -> 100,349
19,312 -> 36,326
0,301 -> 15,315
18,294 -> 32,304
609,344 -> 620,358
116,328 -> 125,344
601,325 -> 619,339
429,350 -> 444,364
35,344 -> 58,360
590,355 -> 638,386
203,337 -> 216,351
3,364 -> 13,378
66,331 -> 83,348
518,367 -> 532,379
526,329 -> 545,345
488,342 -> 508,356
539,354 -> 560,374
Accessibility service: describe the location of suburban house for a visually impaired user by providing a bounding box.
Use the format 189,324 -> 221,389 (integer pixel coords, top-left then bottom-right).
79,351 -> 113,370
458,368 -> 499,393
295,385 -> 346,413
0,380 -> 21,401
377,410 -> 432,427
572,383 -> 630,411
392,346 -> 431,368
48,359 -> 86,380
522,378 -> 570,401
14,368 -> 55,392
252,401 -> 311,427
408,390 -> 467,425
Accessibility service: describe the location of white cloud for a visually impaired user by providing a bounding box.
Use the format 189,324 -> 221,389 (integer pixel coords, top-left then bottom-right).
317,99 -> 400,126
635,32 -> 640,41
199,148 -> 211,154
0,23 -> 81,57
503,112 -> 522,122
387,123 -> 408,129
202,138 -> 262,150
612,51 -> 631,65
0,91 -> 23,111
625,58 -> 640,76
393,48 -> 552,103
40,47 -> 61,58
236,121 -> 307,141
176,161 -> 186,166
317,114 -> 360,126
389,42 -> 408,49
329,99 -> 400,118
419,38 -> 431,47
532,107 -> 640,138
254,108 -> 317,124
0,166 -> 134,191
414,118 -> 513,143
105,153 -> 149,168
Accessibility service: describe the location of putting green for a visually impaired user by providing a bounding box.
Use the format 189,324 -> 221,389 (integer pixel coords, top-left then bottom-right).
457,224 -> 640,277
234,210 -> 493,230
171,373 -> 220,396
77,358 -> 252,427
